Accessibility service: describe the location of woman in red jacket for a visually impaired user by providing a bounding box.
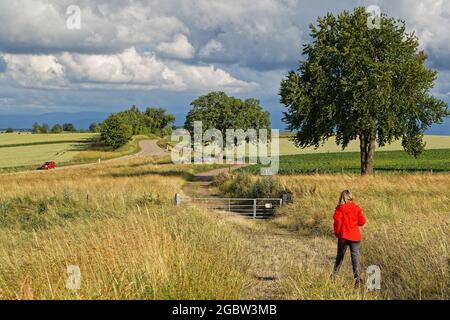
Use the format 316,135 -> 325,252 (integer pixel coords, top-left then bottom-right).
333,190 -> 366,285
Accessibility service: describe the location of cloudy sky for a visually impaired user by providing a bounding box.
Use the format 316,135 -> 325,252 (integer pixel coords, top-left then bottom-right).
0,0 -> 449,129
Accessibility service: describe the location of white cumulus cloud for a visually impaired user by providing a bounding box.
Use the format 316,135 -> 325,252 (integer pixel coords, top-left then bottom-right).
0,47 -> 255,92
156,34 -> 195,59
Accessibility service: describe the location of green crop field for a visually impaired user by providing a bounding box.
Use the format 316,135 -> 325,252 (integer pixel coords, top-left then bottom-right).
0,132 -> 95,147
0,133 -> 96,169
245,148 -> 450,174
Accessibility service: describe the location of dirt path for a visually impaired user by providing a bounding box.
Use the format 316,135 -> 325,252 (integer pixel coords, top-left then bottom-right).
181,164 -> 248,197
181,166 -> 335,299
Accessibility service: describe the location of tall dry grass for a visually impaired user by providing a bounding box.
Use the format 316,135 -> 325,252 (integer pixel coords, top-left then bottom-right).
0,157 -> 251,299
276,174 -> 450,299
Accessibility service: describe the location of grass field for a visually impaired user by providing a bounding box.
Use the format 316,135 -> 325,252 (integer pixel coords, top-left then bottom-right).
278,134 -> 450,155
0,131 -> 449,300
0,132 -> 95,147
0,143 -> 87,169
0,154 -> 448,299
0,158 -> 250,299
0,133 -> 146,170
213,171 -> 449,299
276,174 -> 449,299
0,133 -> 96,169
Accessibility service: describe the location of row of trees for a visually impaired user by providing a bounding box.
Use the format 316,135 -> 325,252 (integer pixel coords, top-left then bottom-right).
32,122 -> 77,134
100,96 -> 271,150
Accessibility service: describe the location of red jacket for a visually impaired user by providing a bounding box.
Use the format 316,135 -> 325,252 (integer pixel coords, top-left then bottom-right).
333,201 -> 366,241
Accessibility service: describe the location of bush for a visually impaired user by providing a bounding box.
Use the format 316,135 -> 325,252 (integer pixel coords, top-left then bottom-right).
213,172 -> 290,199
51,124 -> 63,133
89,122 -> 101,133
101,114 -> 133,149
63,123 -> 77,132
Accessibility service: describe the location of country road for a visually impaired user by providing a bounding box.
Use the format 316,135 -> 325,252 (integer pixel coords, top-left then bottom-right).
136,140 -> 168,156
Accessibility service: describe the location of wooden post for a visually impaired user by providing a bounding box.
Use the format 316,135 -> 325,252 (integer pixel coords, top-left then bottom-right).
175,193 -> 181,206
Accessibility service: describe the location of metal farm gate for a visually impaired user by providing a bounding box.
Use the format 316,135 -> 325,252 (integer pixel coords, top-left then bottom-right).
175,193 -> 283,219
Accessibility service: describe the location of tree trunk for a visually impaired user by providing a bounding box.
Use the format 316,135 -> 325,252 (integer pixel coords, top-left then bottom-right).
360,133 -> 376,175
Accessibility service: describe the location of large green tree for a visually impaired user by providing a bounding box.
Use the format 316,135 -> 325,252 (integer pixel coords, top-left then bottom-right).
184,92 -> 271,138
280,7 -> 448,175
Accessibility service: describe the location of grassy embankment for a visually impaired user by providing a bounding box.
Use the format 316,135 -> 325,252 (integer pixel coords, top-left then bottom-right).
0,157 -> 251,299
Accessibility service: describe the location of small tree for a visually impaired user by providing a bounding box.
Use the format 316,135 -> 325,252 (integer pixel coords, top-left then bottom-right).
63,123 -> 76,132
143,107 -> 176,135
41,123 -> 49,134
100,114 -> 132,149
280,8 -> 448,175
32,122 -> 41,134
51,124 -> 63,133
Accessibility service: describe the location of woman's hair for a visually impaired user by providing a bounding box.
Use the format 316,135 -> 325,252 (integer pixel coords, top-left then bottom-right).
338,190 -> 353,206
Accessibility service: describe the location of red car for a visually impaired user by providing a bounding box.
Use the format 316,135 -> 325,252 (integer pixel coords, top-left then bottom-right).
39,161 -> 57,170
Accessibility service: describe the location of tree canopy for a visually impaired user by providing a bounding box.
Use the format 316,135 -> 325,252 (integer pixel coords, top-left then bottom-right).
100,114 -> 133,150
280,7 -> 448,175
100,106 -> 175,149
115,106 -> 175,136
89,122 -> 101,133
51,124 -> 63,133
62,123 -> 77,132
184,92 -> 271,138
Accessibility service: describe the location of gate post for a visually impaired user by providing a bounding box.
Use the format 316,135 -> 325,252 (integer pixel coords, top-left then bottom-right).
175,193 -> 181,206
253,199 -> 257,219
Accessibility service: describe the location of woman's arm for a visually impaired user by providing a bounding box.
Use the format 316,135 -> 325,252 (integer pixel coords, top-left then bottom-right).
357,207 -> 366,227
333,208 -> 342,238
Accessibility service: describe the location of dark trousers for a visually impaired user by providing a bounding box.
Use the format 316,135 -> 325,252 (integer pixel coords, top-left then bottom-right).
333,239 -> 362,281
